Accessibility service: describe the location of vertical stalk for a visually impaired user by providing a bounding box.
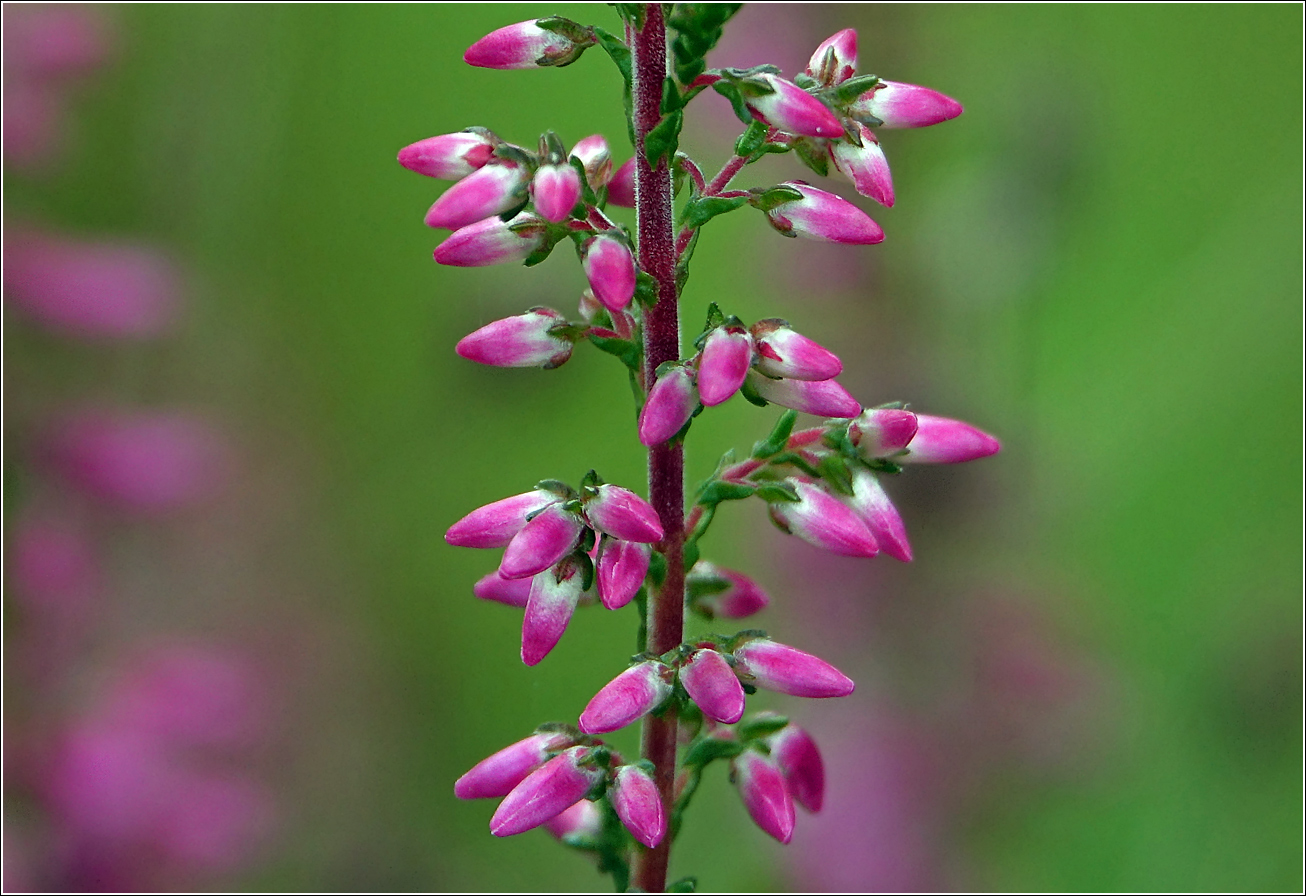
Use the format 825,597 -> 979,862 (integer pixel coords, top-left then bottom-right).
630,5 -> 682,893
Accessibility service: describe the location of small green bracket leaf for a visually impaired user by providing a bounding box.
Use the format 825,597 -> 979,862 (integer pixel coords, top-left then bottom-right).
754,480 -> 800,504
820,72 -> 881,106
751,409 -> 798,458
697,480 -> 757,505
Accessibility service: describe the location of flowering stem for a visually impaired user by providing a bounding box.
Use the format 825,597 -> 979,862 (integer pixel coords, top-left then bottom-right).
631,5 -> 682,892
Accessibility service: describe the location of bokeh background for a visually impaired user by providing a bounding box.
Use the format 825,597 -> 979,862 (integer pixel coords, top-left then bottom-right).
3,3 -> 1301,892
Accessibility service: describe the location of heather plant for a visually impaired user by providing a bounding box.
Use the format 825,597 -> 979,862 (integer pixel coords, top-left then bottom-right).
399,6 -> 998,890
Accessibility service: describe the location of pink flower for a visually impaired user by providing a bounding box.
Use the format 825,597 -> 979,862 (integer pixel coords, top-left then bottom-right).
521,560 -> 586,665
767,723 -> 825,813
687,562 -> 770,619
570,134 -> 612,187
766,182 -> 884,245
596,538 -> 650,610
732,637 -> 855,698
584,484 -> 663,543
397,131 -> 496,180
611,765 -> 666,848
606,158 -> 636,207
638,364 -> 698,446
490,746 -> 603,836
751,320 -> 842,381
848,408 -> 918,458
848,469 -> 912,563
500,503 -> 584,580
455,731 -> 574,799
581,233 -> 637,311
531,162 -> 583,222
153,771 -> 275,873
445,488 -> 558,549
579,660 -> 673,734
831,123 -> 895,207
902,414 -> 1001,464
850,80 -> 963,129
455,307 -> 573,369
434,213 -> 546,267
747,371 -> 861,418
424,160 -> 529,230
473,571 -> 534,608
697,324 -> 754,406
544,798 -> 603,842
680,648 -> 745,724
465,20 -> 589,70
733,749 -> 795,843
745,74 -> 842,138
3,229 -> 182,341
769,479 -> 878,558
805,29 -> 857,87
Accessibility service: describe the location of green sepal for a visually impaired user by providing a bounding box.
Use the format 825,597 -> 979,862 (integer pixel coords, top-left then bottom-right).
535,16 -> 593,45
738,374 -> 769,408
865,457 -> 904,475
792,71 -> 819,90
645,109 -> 684,167
733,119 -> 769,158
697,480 -> 756,505
710,79 -> 754,125
580,468 -> 605,489
575,549 -> 596,592
681,193 -> 749,229
535,479 -> 576,499
754,480 -> 800,504
818,454 -> 854,496
738,713 -> 790,741
820,72 -> 880,106
791,136 -> 831,177
747,184 -> 804,212
751,409 -> 798,459
569,155 -> 597,208
682,736 -> 744,768
768,450 -> 821,479
587,332 -> 642,373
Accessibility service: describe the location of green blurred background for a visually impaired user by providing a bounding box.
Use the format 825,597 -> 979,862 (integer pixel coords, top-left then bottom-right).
4,3 -> 1301,892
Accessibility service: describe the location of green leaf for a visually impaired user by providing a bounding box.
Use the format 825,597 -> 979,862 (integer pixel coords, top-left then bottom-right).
647,551 -> 667,588
738,714 -> 790,740
682,539 -> 700,572
644,109 -> 684,166
683,736 -> 744,768
681,193 -> 749,229
667,3 -> 742,85
587,332 -> 642,372
697,480 -> 756,505
661,76 -> 683,114
818,454 -> 854,496
733,119 -> 769,158
755,481 -> 800,503
634,269 -> 660,308
710,79 -> 754,125
747,184 -> 804,212
752,409 -> 798,458
791,136 -> 831,178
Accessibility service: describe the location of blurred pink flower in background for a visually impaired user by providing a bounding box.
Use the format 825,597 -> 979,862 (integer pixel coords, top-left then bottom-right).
3,228 -> 184,341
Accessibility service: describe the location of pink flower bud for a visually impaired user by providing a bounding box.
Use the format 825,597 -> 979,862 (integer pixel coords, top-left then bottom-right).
638,365 -> 698,446
831,123 -> 895,207
697,325 -> 755,406
688,562 -> 770,619
397,131 -> 496,180
473,570 -> 534,608
455,731 -> 573,799
445,489 -> 558,549
611,765 -> 666,848
581,233 -> 637,312
465,20 -> 587,70
570,134 -> 613,187
531,163 -> 582,222
767,724 -> 825,813
848,469 -> 912,563
680,648 -> 745,724
455,307 -> 573,369
424,161 -> 529,230
521,561 -> 586,665
766,182 -> 884,245
490,746 -> 603,837
848,408 -> 918,458
732,637 -> 855,698
769,479 -> 878,558
579,660 -> 672,734
850,80 -> 963,129
747,371 -> 861,418
434,213 -> 545,267
903,414 -> 1001,463
751,320 -> 842,381
543,798 -> 602,842
607,158 -> 636,207
733,750 -> 795,843
500,504 -> 584,580
806,29 -> 858,86
745,74 -> 843,138
596,538 -> 650,610
3,230 -> 182,341
585,484 -> 663,543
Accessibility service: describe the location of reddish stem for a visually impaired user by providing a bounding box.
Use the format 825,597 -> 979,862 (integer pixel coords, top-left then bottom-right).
631,6 -> 683,892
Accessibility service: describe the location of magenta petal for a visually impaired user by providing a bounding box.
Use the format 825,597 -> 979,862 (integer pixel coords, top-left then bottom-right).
446,490 -> 557,549
464,20 -> 576,70
425,162 -> 528,230
578,660 -> 672,734
751,322 -> 842,381
490,747 -> 601,836
585,484 -> 663,543
570,134 -> 612,187
831,123 -> 895,207
500,505 -> 584,580
734,750 -> 795,843
454,732 -> 569,799
903,414 -> 1001,464
732,638 -> 855,698
544,799 -> 603,841
851,80 -> 963,129
805,29 -> 857,85
848,408 -> 919,458
611,765 -> 666,848
455,307 -> 572,368
680,649 -> 745,724
434,214 -> 545,267
472,571 -> 535,608
582,234 -> 637,311
849,470 -> 912,563
638,366 -> 698,446
689,562 -> 770,619
770,479 -> 878,557
521,563 -> 584,665
606,159 -> 636,207
596,539 -> 651,610
397,132 -> 495,180
768,725 -> 825,813
697,327 -> 754,406
745,74 -> 842,138
532,163 -> 583,222
767,182 -> 884,245
747,372 -> 861,418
